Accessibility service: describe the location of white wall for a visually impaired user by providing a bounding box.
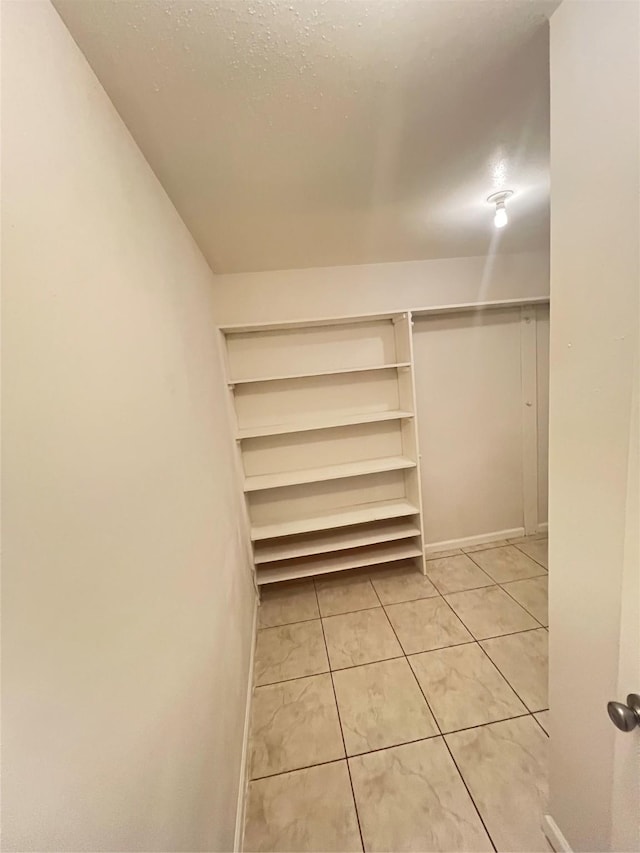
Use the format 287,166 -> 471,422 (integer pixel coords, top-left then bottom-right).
548,1 -> 639,850
215,252 -> 549,544
1,2 -> 255,850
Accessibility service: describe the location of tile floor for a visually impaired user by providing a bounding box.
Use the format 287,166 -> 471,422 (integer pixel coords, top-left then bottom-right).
244,536 -> 549,853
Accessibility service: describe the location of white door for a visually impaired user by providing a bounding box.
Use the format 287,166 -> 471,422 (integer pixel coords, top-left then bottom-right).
547,2 -> 640,851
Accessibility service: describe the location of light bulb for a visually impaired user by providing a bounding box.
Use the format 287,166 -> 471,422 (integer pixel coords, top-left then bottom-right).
494,203 -> 508,229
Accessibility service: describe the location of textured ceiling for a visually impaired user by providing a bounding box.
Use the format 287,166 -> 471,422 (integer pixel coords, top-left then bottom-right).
54,0 -> 556,273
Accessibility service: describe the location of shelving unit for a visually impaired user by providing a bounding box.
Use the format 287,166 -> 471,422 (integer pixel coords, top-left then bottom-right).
220,313 -> 426,586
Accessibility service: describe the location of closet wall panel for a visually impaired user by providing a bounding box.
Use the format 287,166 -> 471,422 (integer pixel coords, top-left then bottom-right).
412,309 -> 524,544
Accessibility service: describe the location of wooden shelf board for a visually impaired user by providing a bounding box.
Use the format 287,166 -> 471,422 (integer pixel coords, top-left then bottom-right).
237,409 -> 415,440
256,542 -> 423,585
254,521 -> 421,564
251,498 -> 419,541
244,456 -> 416,492
229,362 -> 410,386
221,312 -> 405,334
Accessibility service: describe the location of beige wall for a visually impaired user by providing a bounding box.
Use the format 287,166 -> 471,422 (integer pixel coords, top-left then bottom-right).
548,1 -> 639,850
214,251 -> 549,326
215,253 -> 550,544
1,2 -> 255,850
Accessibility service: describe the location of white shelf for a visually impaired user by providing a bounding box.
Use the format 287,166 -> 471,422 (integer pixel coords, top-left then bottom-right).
254,520 -> 422,564
219,300 -> 550,334
229,362 -> 411,386
237,409 -> 415,440
244,456 -> 416,492
221,312 -> 406,334
256,542 -> 423,585
251,498 -> 419,541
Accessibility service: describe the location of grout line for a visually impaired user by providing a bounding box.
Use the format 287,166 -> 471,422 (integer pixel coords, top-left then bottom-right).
424,551 -> 463,561
467,624 -> 547,643
312,577 -> 366,853
429,581 -> 496,596
319,602 -> 384,619
439,732 -> 498,853
478,633 -> 548,714
498,580 -> 548,628
257,614 -> 325,631
329,652 -> 408,673
250,756 -> 346,783
464,548 -> 547,585
254,667 -> 332,690
375,591 -> 443,605
475,642 -> 535,713
511,540 -> 549,569
480,624 -> 548,643
439,710 -> 533,737
461,543 -> 513,555
531,711 -> 550,737
321,603 -> 383,624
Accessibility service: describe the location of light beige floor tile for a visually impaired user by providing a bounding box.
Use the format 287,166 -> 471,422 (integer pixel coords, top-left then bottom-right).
426,547 -> 464,559
534,710 -> 550,734
425,554 -> 495,595
333,657 -> 438,755
258,580 -> 319,628
249,674 -> 344,778
315,573 -> 380,616
513,537 -> 549,569
254,620 -> 329,686
349,738 -> 493,852
445,586 -> 539,640
244,760 -> 362,852
469,545 -> 546,583
370,564 -> 439,604
446,716 -> 548,852
462,539 -> 511,553
502,575 -> 548,626
409,644 -> 527,732
481,629 -> 548,711
385,597 -> 473,655
322,607 -> 402,669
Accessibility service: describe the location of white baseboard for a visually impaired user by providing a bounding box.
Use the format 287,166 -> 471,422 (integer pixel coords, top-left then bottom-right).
233,596 -> 258,853
538,521 -> 549,534
425,527 -> 525,554
543,815 -> 573,852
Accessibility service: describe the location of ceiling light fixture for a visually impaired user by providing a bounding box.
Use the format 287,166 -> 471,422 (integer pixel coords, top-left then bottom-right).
487,190 -> 514,229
